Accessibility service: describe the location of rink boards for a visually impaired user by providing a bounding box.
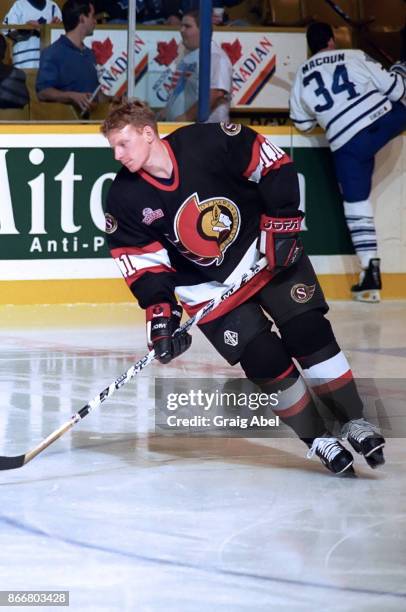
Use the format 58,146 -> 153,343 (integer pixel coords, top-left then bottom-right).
0,124 -> 405,304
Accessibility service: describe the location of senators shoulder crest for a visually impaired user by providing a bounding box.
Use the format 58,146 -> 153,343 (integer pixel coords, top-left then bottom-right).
220,122 -> 242,136
105,213 -> 118,234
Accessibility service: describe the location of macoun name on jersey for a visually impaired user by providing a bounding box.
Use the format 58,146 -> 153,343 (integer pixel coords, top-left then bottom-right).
302,53 -> 345,75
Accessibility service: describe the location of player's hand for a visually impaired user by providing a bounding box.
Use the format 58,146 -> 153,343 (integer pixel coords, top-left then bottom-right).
146,303 -> 192,364
259,214 -> 303,272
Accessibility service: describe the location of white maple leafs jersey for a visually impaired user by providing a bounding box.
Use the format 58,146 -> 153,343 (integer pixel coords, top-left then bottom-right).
290,49 -> 406,151
4,0 -> 62,68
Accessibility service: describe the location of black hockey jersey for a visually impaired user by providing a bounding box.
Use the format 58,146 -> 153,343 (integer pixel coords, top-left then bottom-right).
105,123 -> 300,323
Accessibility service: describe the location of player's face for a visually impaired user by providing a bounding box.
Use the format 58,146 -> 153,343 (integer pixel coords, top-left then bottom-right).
180,15 -> 200,51
107,125 -> 152,173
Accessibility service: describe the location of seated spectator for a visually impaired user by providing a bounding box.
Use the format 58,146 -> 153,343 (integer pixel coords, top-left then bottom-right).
36,0 -> 107,114
92,0 -> 127,23
136,1 -> 184,25
3,0 -> 62,69
93,1 -> 245,26
0,33 -> 29,107
181,0 -> 243,10
162,10 -> 232,122
181,0 -> 245,24
93,1 -> 183,25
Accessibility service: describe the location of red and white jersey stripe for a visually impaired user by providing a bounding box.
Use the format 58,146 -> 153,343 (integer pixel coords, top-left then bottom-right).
111,241 -> 174,287
244,134 -> 291,182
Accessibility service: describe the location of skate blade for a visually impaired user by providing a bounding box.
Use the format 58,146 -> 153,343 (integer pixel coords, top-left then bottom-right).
339,465 -> 357,477
366,455 -> 385,469
352,289 -> 380,303
336,461 -> 355,475
365,445 -> 385,468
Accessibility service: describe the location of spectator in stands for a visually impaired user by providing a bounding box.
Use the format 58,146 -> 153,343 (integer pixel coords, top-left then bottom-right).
0,33 -> 29,107
136,1 -> 183,25
92,1 -> 183,25
92,1 -> 127,23
36,0 -> 106,114
162,10 -> 232,122
3,0 -> 62,69
181,0 -> 243,12
94,1 -> 245,26
181,1 -> 247,25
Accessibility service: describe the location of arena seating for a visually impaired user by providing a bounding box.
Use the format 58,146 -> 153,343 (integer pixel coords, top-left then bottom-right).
301,0 -> 359,25
358,0 -> 406,30
0,106 -> 29,120
261,0 -> 306,26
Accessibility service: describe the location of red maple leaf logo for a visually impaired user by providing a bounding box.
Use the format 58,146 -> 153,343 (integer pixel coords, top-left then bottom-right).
92,38 -> 114,66
154,38 -> 178,66
221,39 -> 242,65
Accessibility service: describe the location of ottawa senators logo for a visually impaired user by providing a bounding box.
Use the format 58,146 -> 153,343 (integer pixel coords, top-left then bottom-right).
220,122 -> 242,136
174,193 -> 240,266
104,213 -> 118,234
290,283 -> 316,303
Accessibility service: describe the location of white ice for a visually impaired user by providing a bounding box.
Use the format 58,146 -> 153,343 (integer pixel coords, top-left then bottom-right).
0,302 -> 406,611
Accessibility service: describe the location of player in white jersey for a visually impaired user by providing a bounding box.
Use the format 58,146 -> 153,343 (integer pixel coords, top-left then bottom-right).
290,22 -> 406,302
4,0 -> 61,69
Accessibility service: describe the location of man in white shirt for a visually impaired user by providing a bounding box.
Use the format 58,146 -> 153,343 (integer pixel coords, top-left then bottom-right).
4,0 -> 61,69
164,10 -> 232,123
290,22 -> 406,302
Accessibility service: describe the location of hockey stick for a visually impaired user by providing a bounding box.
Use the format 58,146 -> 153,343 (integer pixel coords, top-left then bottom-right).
322,0 -> 395,64
322,0 -> 372,29
0,257 -> 268,471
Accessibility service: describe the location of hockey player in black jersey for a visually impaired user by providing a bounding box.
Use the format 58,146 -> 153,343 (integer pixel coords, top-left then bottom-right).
101,99 -> 385,475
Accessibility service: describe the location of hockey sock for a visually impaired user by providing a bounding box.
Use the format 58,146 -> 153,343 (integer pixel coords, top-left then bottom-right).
240,331 -> 326,443
299,350 -> 364,426
280,311 -> 364,428
255,367 -> 327,443
343,199 -> 377,269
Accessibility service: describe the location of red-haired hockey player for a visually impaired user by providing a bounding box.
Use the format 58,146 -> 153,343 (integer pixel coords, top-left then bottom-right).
102,99 -> 385,474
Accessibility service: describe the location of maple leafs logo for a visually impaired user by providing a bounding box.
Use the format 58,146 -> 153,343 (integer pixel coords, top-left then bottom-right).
154,38 -> 178,66
92,38 -> 114,66
221,39 -> 242,65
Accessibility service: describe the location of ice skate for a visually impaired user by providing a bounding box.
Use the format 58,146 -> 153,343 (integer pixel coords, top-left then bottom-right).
351,258 -> 381,303
342,418 -> 385,468
307,437 -> 354,475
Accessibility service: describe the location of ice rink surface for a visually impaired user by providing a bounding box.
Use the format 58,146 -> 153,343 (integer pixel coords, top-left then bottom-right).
1,301 -> 406,611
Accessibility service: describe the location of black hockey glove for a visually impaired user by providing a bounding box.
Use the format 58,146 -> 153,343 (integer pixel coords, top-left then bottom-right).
259,214 -> 303,273
146,302 -> 192,364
